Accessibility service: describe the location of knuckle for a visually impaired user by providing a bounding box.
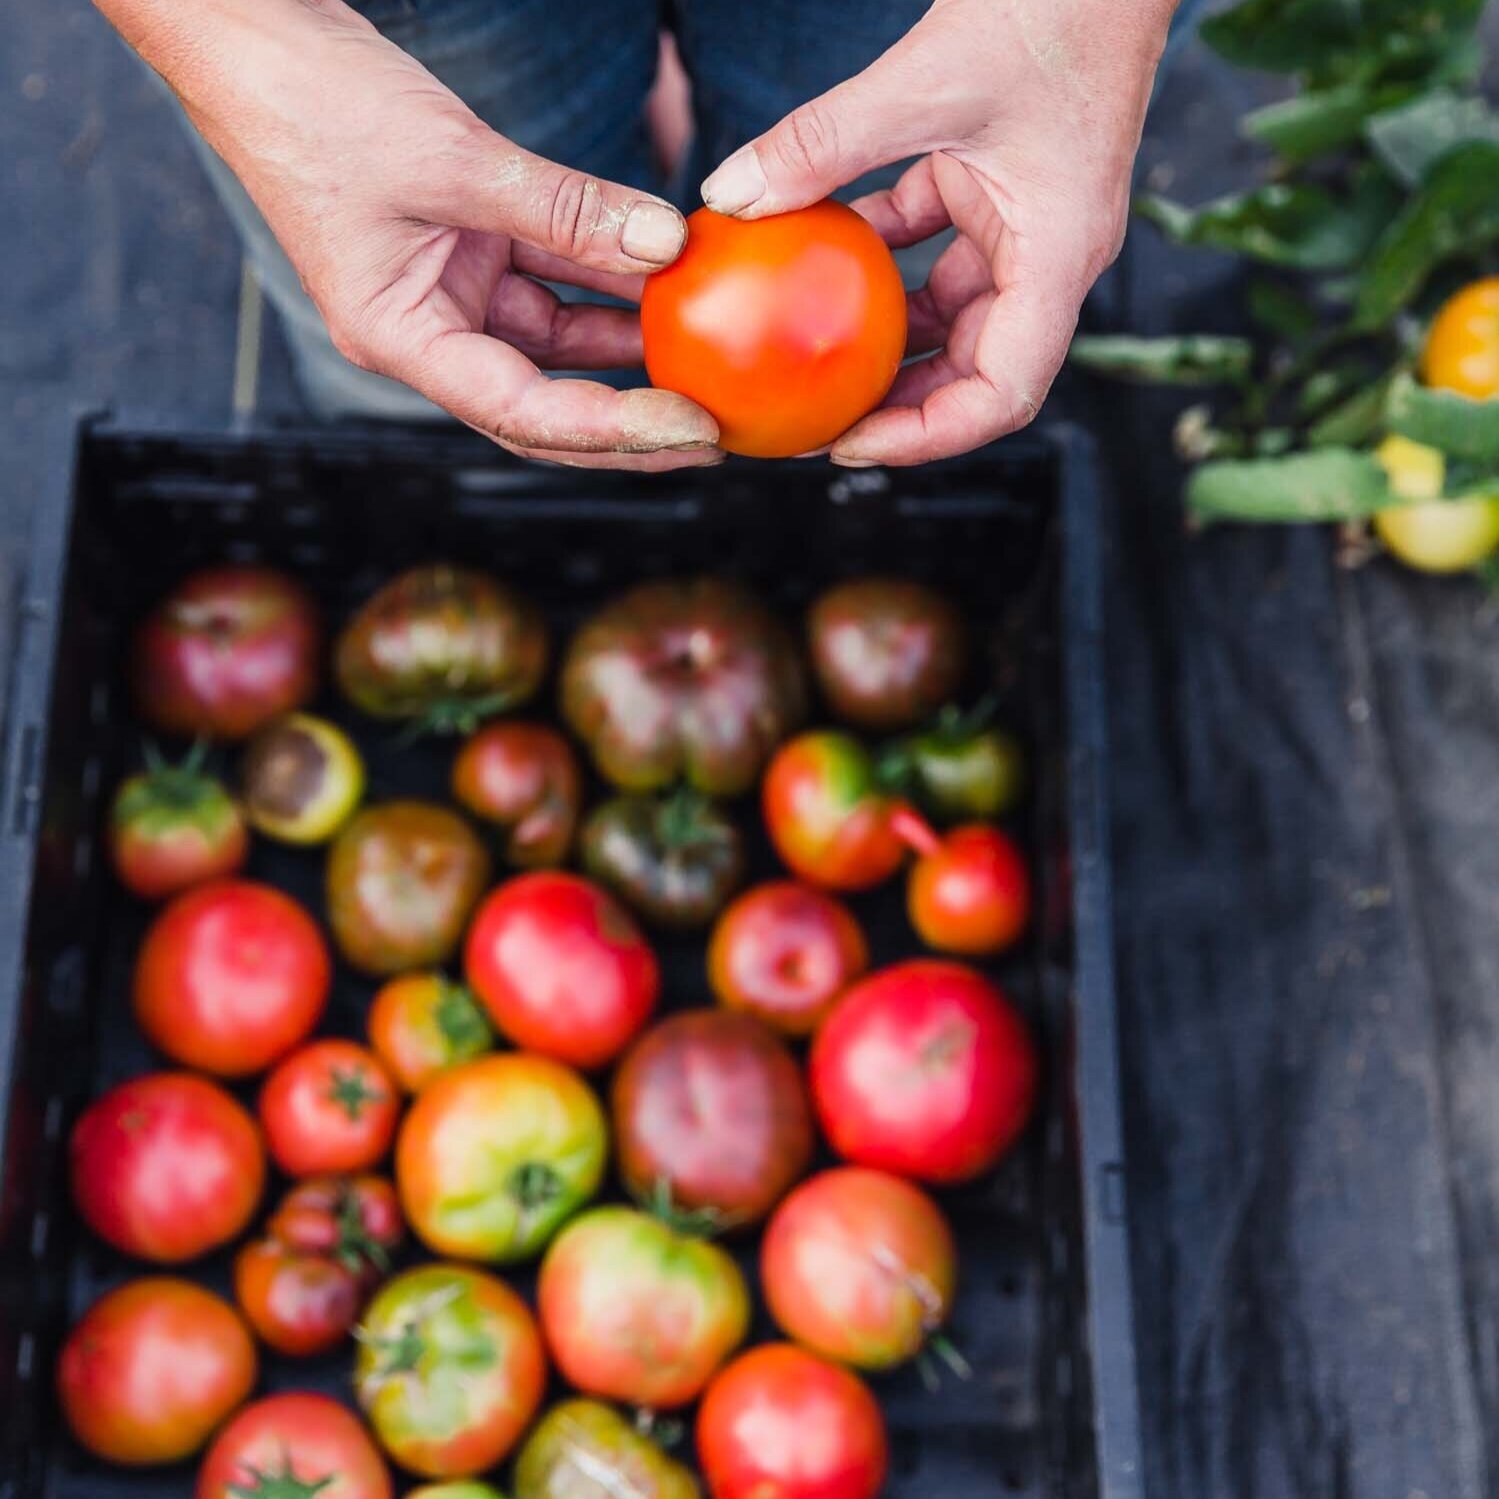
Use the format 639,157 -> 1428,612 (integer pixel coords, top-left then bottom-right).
778,102 -> 840,180
545,172 -> 608,259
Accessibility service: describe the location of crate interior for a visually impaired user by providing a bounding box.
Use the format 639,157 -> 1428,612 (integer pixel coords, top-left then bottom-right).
0,426 -> 1097,1499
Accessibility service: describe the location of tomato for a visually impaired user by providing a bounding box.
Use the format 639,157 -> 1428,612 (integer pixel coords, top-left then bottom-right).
708,881 -> 869,1037
612,1011 -> 813,1227
58,1278 -> 256,1465
109,754 -> 248,900
515,1400 -> 699,1499
411,1486 -> 509,1499
452,722 -> 581,868
354,1264 -> 546,1478
811,960 -> 1036,1184
134,565 -> 320,740
242,713 -> 365,844
233,1239 -> 364,1358
905,822 -> 1031,955
697,1343 -> 888,1499
259,1040 -> 400,1177
368,972 -> 493,1093
1421,276 -> 1499,398
133,879 -> 330,1076
760,1167 -> 956,1370
762,731 -> 918,891
538,1206 -> 750,1408
892,714 -> 1026,823
327,802 -> 491,976
397,1052 -> 607,1263
196,1393 -> 392,1499
464,872 -> 659,1069
266,1174 -> 404,1265
1373,435 -> 1499,573
807,578 -> 966,731
641,202 -> 907,459
70,1072 -> 264,1263
582,791 -> 745,930
560,579 -> 807,796
335,565 -> 548,732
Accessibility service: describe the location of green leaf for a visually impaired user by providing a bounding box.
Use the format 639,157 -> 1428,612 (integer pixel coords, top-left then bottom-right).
1247,278 -> 1324,342
1386,371 -> 1499,462
1244,80 -> 1417,162
1307,373 -> 1399,447
1068,334 -> 1254,387
1366,89 -> 1499,186
1354,142 -> 1499,328
1187,448 -> 1396,525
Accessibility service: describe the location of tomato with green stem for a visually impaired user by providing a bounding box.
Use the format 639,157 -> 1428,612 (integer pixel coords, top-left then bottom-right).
259,1040 -> 400,1177
267,1175 -> 404,1269
904,821 -> 1031,956
368,972 -> 494,1093
514,1400 -> 698,1499
452,722 -> 581,868
884,703 -> 1025,822
242,712 -> 365,844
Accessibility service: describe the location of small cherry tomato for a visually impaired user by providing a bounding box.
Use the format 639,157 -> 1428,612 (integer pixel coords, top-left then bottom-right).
233,1238 -> 364,1358
70,1072 -> 265,1263
452,722 -> 582,867
109,754 -> 248,900
1421,276 -> 1499,398
242,712 -> 365,844
1374,435 -> 1499,573
58,1278 -> 257,1466
133,879 -> 331,1077
905,821 -> 1031,955
259,1040 -> 400,1177
761,1167 -> 956,1371
368,971 -> 493,1093
515,1400 -> 698,1499
892,713 -> 1026,822
464,872 -> 659,1069
697,1343 -> 888,1499
641,202 -> 908,458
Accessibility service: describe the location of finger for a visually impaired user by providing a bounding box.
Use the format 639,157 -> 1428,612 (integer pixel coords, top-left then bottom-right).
906,234 -> 991,354
487,273 -> 643,369
511,243 -> 647,303
850,158 -> 950,249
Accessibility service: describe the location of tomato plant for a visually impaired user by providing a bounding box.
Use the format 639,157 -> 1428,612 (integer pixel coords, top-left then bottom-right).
613,1010 -> 813,1227
538,1205 -> 750,1408
133,879 -> 330,1076
242,712 -> 365,844
811,959 -> 1037,1183
451,721 -> 581,867
196,1392 -> 393,1499
397,1052 -> 607,1263
641,202 -> 908,458
514,1400 -> 698,1499
133,565 -> 321,741
58,1278 -> 256,1466
560,578 -> 807,796
697,1343 -> 888,1499
259,1040 -> 400,1177
109,751 -> 247,900
70,1072 -> 264,1263
1421,276 -> 1499,398
354,1264 -> 546,1479
761,1167 -> 956,1371
368,971 -> 493,1093
464,872 -> 659,1069
327,802 -> 491,976
905,822 -> 1031,955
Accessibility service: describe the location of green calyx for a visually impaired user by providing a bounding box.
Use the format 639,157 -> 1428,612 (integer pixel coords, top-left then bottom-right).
508,1161 -> 564,1213
119,740 -> 231,819
397,688 -> 523,742
639,1176 -> 734,1240
653,786 -> 732,852
433,981 -> 493,1054
325,1065 -> 386,1122
226,1459 -> 335,1499
333,1188 -> 390,1277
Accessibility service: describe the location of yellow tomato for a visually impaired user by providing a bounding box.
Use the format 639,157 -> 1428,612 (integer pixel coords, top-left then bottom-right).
1376,434 -> 1445,502
1373,435 -> 1499,573
1421,277 -> 1499,398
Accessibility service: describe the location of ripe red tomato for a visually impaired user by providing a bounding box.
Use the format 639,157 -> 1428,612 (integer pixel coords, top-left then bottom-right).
811,959 -> 1036,1183
451,722 -> 582,867
109,760 -> 247,900
57,1278 -> 257,1466
538,1206 -> 750,1408
397,1052 -> 608,1264
259,1040 -> 399,1177
707,881 -> 869,1037
464,872 -> 659,1069
612,1011 -> 813,1227
697,1343 -> 888,1499
641,202 -> 907,459
133,880 -> 331,1077
70,1072 -> 265,1263
133,565 -> 321,740
233,1239 -> 364,1359
368,971 -> 493,1093
906,823 -> 1031,955
196,1392 -> 392,1499
355,1265 -> 547,1478
761,1167 -> 956,1370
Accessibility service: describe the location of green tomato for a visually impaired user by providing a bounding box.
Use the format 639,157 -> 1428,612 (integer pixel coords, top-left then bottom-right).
514,1400 -> 699,1499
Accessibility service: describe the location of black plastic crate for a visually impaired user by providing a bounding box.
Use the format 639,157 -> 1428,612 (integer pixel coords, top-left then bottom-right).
0,418 -> 1140,1499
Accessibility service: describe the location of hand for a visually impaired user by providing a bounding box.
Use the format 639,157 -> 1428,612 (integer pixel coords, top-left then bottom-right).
701,0 -> 1176,466
103,0 -> 720,468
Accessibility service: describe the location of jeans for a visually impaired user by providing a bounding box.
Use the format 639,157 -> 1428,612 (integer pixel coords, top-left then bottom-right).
188,0 -> 1214,421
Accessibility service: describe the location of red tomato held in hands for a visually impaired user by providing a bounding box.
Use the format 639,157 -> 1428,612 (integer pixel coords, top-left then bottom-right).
761,1167 -> 956,1371
133,880 -> 331,1077
109,760 -> 248,901
464,872 -> 659,1069
811,960 -> 1036,1183
57,1278 -> 257,1466
708,881 -> 869,1037
642,202 -> 907,459
133,566 -> 321,741
197,1392 -> 393,1499
259,1040 -> 400,1177
70,1072 -> 265,1263
906,822 -> 1031,955
697,1343 -> 888,1499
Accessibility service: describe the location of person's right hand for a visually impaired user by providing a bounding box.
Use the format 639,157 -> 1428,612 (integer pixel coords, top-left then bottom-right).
101,0 -> 721,468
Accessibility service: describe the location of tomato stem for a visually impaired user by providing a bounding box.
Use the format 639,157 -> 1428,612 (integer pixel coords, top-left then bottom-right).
889,804 -> 942,859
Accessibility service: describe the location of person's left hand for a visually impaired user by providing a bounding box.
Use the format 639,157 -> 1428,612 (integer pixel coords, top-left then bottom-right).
700,0 -> 1177,466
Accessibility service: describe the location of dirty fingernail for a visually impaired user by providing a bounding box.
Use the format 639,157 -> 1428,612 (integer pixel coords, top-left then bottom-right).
701,148 -> 767,216
622,201 -> 687,264
830,453 -> 879,468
